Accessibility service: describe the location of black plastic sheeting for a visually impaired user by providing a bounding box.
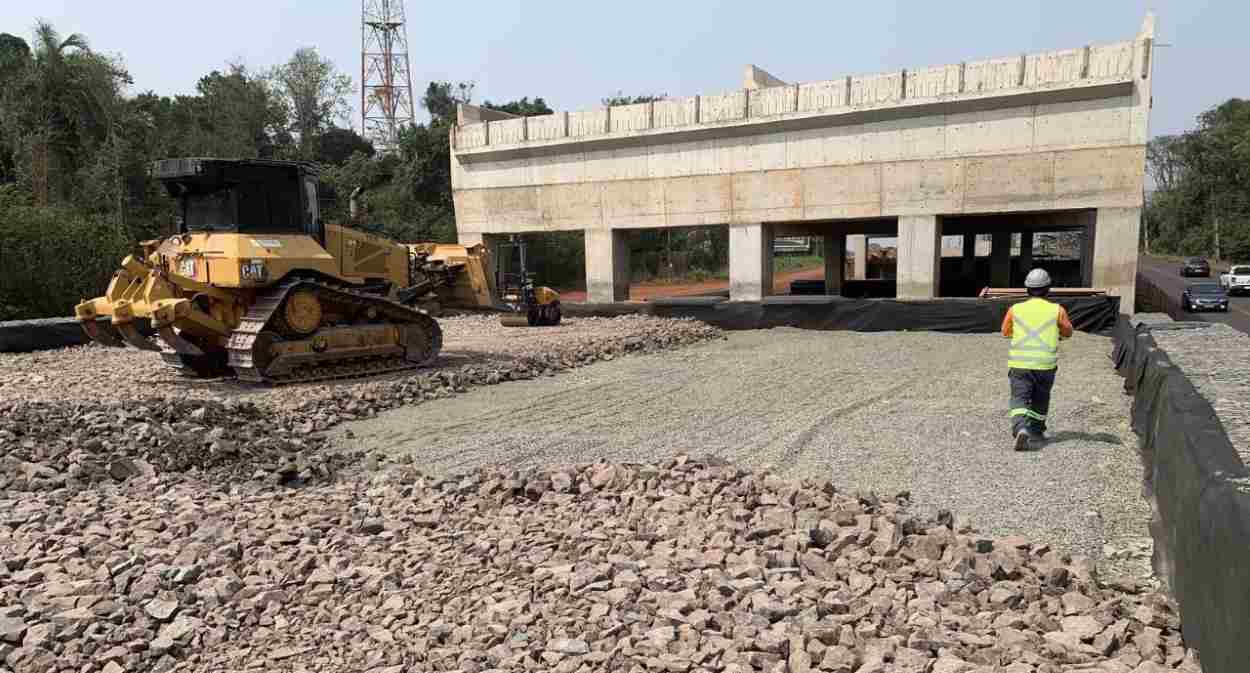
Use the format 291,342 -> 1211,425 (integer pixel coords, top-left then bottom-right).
1112,317 -> 1250,673
645,295 -> 1120,334
562,296 -> 1118,334
0,318 -> 153,353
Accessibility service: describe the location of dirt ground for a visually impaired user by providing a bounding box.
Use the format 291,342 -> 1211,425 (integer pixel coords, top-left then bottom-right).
558,266 -> 825,302
334,328 -> 1150,575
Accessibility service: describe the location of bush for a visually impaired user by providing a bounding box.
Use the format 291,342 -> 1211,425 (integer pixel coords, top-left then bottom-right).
0,204 -> 134,320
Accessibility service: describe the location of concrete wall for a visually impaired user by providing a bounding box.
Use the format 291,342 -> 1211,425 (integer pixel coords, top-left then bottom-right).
453,142 -> 1145,232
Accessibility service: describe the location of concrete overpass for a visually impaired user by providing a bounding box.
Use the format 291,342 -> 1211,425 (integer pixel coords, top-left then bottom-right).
451,15 -> 1155,312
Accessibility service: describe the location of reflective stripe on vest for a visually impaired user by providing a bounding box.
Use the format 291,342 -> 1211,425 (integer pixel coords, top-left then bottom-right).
1009,298 -> 1060,370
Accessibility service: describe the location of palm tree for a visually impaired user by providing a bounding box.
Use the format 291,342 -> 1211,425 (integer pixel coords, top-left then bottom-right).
17,22 -> 122,205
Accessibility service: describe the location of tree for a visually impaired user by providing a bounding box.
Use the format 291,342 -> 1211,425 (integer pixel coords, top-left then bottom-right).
0,33 -> 29,83
194,64 -> 289,158
602,92 -> 666,107
0,33 -> 30,182
422,81 -> 473,125
1145,98 -> 1250,260
481,96 -> 552,117
267,48 -> 353,159
317,128 -> 374,165
1146,135 -> 1183,192
6,22 -> 130,205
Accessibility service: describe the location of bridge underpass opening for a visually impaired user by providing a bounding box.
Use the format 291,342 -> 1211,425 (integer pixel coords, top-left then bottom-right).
770,219 -> 899,298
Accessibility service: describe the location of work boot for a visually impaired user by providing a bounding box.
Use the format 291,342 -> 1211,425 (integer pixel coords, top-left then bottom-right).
1013,431 -> 1031,452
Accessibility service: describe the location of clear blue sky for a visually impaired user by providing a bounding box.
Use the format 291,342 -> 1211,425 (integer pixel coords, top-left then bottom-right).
2,1 -> 1243,138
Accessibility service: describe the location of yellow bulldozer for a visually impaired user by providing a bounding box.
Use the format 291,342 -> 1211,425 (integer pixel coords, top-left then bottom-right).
75,158 -> 560,384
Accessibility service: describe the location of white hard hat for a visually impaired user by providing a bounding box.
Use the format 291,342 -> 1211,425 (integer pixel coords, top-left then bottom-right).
1024,268 -> 1052,289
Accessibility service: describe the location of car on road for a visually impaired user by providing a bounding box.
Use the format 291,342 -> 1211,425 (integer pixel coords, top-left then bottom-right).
1179,257 -> 1211,277
1219,264 -> 1250,295
1182,282 -> 1229,313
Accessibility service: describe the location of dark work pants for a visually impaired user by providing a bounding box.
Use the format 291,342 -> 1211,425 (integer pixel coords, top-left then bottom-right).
1008,368 -> 1056,436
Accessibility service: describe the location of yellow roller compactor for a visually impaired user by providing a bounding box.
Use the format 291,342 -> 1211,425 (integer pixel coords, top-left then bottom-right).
75,158 -> 560,384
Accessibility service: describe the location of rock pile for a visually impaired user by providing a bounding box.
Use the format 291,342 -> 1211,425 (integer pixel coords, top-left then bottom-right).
0,458 -> 1199,673
0,398 -> 351,493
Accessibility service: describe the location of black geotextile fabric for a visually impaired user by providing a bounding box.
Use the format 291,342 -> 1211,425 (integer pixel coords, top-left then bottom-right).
0,317 -> 153,353
646,295 -> 1120,334
1112,316 -> 1250,673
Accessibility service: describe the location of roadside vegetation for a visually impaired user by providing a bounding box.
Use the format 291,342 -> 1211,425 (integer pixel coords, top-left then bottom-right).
1145,98 -> 1250,263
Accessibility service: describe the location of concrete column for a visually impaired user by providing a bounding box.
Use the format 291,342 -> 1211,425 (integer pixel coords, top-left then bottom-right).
1091,208 -> 1141,314
896,215 -> 940,299
1080,211 -> 1097,287
823,234 -> 846,296
584,229 -> 631,303
961,232 -> 977,278
1019,231 -> 1034,278
990,231 -> 1012,288
848,235 -> 867,280
729,223 -> 773,301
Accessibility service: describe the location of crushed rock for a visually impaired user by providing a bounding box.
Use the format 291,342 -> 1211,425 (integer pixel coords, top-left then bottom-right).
0,458 -> 1200,673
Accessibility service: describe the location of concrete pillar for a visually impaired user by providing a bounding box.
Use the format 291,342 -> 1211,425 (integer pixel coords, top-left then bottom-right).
729,223 -> 773,301
896,215 -> 940,299
961,233 -> 977,278
1080,211 -> 1097,287
1019,231 -> 1034,279
584,229 -> 631,303
823,234 -> 846,296
1091,208 -> 1141,314
1020,230 -> 1030,272
848,235 -> 867,280
990,231 -> 1012,288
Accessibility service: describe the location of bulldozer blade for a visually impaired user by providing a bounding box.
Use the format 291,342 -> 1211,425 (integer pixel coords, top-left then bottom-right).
157,326 -> 204,356
81,320 -> 125,348
117,323 -> 160,351
499,313 -> 532,327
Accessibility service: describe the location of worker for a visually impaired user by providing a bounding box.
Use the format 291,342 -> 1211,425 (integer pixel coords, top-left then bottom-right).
1001,268 -> 1073,451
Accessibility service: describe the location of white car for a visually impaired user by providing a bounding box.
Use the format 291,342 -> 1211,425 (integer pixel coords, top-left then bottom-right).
1220,265 -> 1250,296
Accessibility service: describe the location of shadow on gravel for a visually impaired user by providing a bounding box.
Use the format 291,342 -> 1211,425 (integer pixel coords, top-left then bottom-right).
1047,430 -> 1123,445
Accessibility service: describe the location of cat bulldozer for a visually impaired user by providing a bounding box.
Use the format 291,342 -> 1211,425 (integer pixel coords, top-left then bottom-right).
75,158 -> 560,384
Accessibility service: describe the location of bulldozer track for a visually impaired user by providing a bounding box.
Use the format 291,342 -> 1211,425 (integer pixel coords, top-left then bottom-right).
227,278 -> 442,385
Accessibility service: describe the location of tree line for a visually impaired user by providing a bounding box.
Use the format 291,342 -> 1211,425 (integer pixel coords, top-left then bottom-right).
0,21 -> 719,319
1145,98 -> 1250,262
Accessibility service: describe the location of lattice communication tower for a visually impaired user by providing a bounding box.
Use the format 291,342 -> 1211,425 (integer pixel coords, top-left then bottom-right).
361,0 -> 416,153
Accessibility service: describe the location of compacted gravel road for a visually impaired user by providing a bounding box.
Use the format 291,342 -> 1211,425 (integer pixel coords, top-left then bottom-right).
337,329 -> 1146,566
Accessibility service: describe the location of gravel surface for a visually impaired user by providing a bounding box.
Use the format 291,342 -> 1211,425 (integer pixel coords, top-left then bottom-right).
0,459 -> 1198,673
0,315 -> 718,412
1145,321 -> 1250,466
0,315 -> 720,493
337,329 -> 1150,574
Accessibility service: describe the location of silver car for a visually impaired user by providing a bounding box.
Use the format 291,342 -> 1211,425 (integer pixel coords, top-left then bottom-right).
1220,265 -> 1250,296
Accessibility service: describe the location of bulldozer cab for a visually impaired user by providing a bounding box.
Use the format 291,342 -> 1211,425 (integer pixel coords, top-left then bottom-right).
155,158 -> 323,245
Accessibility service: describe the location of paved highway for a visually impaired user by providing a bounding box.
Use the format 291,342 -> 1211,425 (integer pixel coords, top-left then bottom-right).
1137,256 -> 1250,334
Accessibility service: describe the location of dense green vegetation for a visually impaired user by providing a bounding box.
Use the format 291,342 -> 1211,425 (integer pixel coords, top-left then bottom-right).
1145,99 -> 1250,261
